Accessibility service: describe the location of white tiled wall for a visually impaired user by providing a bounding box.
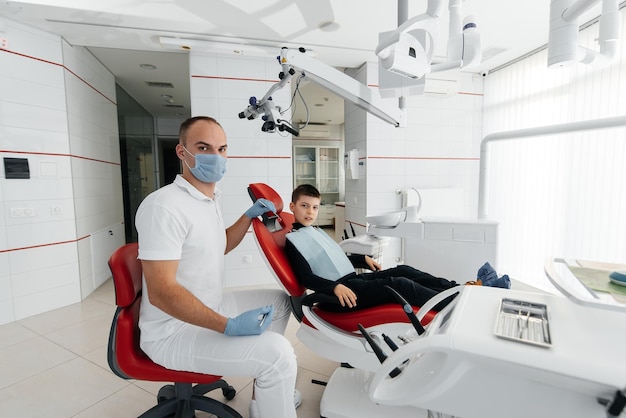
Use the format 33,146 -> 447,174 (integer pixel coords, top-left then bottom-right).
344,62 -> 484,267
0,18 -> 124,324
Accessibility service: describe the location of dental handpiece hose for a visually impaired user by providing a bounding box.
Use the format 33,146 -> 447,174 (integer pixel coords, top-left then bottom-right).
357,324 -> 402,378
385,285 -> 426,335
382,333 -> 399,351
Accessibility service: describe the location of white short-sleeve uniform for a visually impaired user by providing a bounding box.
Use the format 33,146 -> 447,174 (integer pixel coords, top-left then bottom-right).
136,175 -> 296,418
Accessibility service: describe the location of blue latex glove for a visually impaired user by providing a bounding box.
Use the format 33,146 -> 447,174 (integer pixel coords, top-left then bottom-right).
224,305 -> 274,336
245,198 -> 276,219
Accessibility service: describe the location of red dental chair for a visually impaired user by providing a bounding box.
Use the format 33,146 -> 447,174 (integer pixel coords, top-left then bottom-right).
247,183 -> 436,331
107,242 -> 242,418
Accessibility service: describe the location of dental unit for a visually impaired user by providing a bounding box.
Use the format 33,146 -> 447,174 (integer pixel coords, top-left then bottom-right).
249,182 -> 626,418
240,0 -> 625,416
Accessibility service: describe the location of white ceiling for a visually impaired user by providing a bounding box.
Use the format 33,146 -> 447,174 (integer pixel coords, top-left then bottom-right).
0,0 -> 607,124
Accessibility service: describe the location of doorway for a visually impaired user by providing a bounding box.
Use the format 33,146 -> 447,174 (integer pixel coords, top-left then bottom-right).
119,136 -> 180,243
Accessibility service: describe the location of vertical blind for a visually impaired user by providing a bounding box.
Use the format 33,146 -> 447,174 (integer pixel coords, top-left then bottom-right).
482,10 -> 626,289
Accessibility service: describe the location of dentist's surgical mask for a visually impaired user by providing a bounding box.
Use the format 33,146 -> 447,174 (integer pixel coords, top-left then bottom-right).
182,145 -> 227,183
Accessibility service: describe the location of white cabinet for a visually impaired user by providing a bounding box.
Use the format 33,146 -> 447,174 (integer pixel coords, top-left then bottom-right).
315,204 -> 335,227
294,145 -> 340,226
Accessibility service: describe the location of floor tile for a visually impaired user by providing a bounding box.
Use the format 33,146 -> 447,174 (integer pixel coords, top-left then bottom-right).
0,357 -> 126,418
0,335 -> 76,389
0,321 -> 37,350
18,297 -> 115,335
294,340 -> 340,378
72,384 -> 155,418
89,279 -> 116,306
44,311 -> 112,355
82,345 -> 110,372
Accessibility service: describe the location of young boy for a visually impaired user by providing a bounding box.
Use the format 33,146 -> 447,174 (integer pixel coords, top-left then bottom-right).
284,184 -> 509,311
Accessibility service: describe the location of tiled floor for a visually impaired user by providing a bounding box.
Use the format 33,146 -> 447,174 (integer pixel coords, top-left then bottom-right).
0,279 -> 339,418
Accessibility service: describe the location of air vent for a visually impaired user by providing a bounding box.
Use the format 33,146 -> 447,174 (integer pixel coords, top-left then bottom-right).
481,47 -> 507,62
423,77 -> 459,96
165,104 -> 185,108
299,126 -> 330,138
145,81 -> 174,88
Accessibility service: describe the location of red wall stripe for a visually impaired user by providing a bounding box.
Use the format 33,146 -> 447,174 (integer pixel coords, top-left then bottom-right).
0,235 -> 91,254
1,48 -> 117,105
228,156 -> 290,159
191,75 -> 279,83
368,156 -> 479,161
0,149 -> 120,166
367,82 -> 484,96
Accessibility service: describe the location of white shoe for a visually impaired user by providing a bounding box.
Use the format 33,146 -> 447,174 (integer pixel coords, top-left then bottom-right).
249,399 -> 260,418
249,390 -> 302,417
294,389 -> 302,409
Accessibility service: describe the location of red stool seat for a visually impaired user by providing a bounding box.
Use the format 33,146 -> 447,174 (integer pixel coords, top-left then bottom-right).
107,243 -> 241,418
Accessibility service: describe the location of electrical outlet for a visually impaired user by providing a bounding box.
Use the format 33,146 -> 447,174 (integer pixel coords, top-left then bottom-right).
0,38 -> 8,49
10,207 -> 35,217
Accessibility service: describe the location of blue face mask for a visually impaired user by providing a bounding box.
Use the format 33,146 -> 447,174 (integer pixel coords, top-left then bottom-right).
183,146 -> 227,183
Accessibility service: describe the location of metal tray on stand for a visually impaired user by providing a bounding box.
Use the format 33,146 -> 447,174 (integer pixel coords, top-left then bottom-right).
494,298 -> 551,347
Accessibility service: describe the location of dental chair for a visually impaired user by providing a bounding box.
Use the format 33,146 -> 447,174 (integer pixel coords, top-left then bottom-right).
107,243 -> 242,418
247,183 -> 438,328
247,183 -> 443,417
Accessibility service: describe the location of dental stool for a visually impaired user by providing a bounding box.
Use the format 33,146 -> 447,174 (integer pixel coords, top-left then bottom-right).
107,243 -> 242,418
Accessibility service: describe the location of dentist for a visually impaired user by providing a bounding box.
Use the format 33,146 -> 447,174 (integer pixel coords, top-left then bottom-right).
135,116 -> 298,418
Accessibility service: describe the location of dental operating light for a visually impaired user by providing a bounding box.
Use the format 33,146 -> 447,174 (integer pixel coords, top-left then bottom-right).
238,47 -> 406,134
238,50 -> 299,135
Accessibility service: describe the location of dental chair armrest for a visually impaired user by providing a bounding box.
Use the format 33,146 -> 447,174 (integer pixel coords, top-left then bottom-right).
301,292 -> 342,307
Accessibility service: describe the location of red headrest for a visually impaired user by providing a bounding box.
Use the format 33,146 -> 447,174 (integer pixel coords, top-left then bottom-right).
248,183 -> 284,214
248,183 -> 306,297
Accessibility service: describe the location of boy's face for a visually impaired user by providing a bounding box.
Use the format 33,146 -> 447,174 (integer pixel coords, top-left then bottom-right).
289,195 -> 321,226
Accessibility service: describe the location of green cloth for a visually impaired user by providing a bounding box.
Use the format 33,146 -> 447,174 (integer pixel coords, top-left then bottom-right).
568,266 -> 626,304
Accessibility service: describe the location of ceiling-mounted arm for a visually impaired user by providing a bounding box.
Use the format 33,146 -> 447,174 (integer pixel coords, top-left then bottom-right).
548,0 -> 620,67
431,0 -> 481,72
282,48 -> 404,127
238,47 -> 405,133
375,0 -> 482,94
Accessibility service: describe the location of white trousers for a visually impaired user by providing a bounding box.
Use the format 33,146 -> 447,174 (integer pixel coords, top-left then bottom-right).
142,288 -> 297,418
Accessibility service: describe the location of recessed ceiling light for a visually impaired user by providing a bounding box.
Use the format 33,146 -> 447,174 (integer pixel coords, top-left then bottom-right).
318,20 -> 340,32
140,63 -> 157,70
